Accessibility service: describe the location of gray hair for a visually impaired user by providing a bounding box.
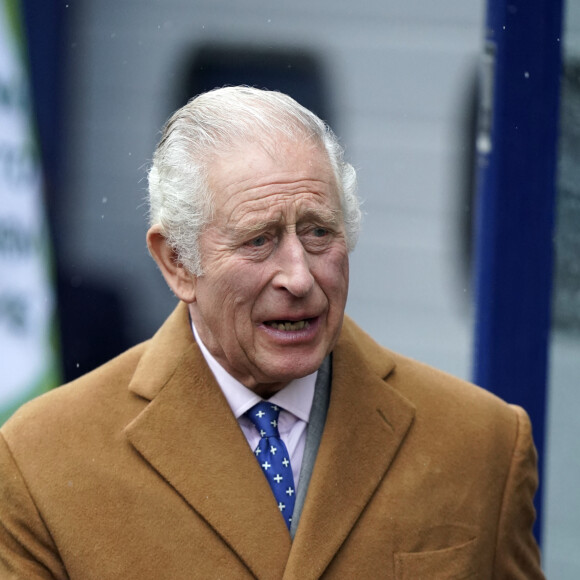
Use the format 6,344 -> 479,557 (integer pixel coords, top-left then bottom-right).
148,86 -> 361,275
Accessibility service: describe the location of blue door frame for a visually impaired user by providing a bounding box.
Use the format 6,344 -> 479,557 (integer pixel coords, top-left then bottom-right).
473,0 -> 563,544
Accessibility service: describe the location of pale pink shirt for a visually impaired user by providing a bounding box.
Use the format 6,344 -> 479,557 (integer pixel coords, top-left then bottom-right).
191,322 -> 316,487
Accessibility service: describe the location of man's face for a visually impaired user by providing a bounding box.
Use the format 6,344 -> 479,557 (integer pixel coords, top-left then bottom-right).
188,139 -> 349,396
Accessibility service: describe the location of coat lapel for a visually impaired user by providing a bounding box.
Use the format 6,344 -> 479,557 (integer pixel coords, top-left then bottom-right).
284,319 -> 416,579
124,304 -> 291,580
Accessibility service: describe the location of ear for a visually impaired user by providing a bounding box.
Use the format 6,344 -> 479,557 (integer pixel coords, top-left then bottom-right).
147,225 -> 197,303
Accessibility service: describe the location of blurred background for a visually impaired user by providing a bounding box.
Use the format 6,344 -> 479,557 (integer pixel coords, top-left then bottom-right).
0,0 -> 578,576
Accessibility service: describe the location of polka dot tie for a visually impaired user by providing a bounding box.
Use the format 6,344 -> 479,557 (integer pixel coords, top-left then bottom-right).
245,401 -> 296,530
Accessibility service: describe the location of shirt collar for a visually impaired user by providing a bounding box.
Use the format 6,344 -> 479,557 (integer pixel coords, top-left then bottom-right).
191,320 -> 316,422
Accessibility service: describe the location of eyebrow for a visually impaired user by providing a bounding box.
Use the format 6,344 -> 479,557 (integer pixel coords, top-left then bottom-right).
231,207 -> 342,237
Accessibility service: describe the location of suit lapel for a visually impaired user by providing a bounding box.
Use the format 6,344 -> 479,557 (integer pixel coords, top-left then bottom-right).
284,319 -> 416,579
124,304 -> 291,580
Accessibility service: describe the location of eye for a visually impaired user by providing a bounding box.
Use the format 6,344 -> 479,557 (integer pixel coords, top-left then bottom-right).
247,235 -> 267,247
299,225 -> 335,253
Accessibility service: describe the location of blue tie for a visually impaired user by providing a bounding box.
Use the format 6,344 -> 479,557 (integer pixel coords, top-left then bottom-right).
246,401 -> 296,529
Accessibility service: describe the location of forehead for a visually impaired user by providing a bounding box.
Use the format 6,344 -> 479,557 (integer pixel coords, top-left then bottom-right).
206,139 -> 341,224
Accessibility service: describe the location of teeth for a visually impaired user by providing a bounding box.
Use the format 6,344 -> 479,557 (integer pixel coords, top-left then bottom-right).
270,320 -> 310,331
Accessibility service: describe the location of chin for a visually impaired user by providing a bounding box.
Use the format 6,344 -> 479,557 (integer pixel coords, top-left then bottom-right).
266,357 -> 322,383
250,357 -> 322,398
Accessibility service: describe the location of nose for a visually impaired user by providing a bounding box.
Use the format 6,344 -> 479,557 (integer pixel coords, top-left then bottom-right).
272,234 -> 315,297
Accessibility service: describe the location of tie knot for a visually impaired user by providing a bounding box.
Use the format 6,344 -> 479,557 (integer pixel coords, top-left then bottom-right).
246,401 -> 282,438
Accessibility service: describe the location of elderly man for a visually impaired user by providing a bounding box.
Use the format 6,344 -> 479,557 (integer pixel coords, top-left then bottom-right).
0,87 -> 543,579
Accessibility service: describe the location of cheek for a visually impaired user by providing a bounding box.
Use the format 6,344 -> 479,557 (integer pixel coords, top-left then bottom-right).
207,264 -> 270,313
313,250 -> 349,306
339,251 -> 350,287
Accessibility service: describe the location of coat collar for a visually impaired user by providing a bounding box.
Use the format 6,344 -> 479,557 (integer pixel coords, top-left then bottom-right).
125,303 -> 415,579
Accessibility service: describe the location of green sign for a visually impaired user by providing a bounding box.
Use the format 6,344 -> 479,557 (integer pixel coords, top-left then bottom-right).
0,0 -> 60,425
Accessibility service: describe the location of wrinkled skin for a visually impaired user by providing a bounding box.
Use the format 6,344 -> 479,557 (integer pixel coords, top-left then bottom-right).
186,139 -> 350,397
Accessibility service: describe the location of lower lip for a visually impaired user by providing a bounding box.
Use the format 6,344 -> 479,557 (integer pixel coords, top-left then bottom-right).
259,317 -> 321,344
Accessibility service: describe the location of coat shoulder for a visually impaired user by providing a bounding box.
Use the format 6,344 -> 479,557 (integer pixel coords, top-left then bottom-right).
340,315 -> 522,436
2,303 -> 193,448
1,340 -> 149,450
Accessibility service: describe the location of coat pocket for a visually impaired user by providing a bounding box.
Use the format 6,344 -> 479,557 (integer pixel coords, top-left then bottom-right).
394,537 -> 478,580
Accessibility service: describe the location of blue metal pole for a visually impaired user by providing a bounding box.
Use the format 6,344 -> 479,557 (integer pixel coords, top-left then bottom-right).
473,0 -> 563,545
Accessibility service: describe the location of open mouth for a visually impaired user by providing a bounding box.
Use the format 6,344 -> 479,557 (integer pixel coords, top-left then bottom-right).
265,319 -> 312,331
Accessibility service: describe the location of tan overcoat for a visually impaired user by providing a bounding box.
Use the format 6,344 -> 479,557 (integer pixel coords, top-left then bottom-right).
0,303 -> 543,579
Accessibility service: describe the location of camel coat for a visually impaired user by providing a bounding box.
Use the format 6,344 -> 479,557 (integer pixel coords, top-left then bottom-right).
0,303 -> 543,579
